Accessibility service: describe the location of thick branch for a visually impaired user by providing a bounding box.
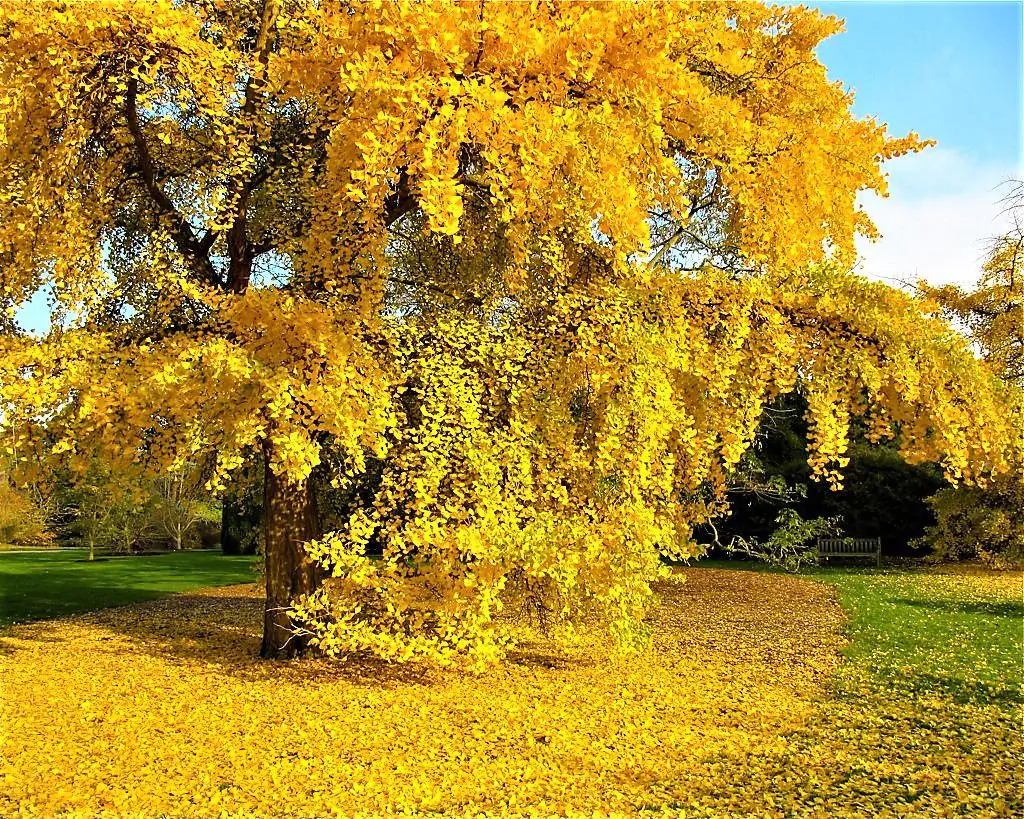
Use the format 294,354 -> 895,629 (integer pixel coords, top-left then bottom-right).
383,167 -> 417,228
124,77 -> 220,287
225,0 -> 280,292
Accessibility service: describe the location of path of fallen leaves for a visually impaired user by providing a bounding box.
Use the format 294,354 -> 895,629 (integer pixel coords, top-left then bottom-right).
0,569 -> 1017,817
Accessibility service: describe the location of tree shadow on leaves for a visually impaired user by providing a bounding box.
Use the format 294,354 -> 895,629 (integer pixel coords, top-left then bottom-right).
505,646 -> 589,671
32,586 -> 439,688
885,668 -> 1024,707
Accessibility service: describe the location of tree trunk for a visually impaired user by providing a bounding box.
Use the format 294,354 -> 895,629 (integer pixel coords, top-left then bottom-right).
260,454 -> 322,659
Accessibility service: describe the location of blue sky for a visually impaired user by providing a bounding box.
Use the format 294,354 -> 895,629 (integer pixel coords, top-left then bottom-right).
814,1 -> 1020,167
803,0 -> 1022,285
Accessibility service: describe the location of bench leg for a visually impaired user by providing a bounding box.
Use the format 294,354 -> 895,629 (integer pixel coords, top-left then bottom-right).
876,552 -> 882,569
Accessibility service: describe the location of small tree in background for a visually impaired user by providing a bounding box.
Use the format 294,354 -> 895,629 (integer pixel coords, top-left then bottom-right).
917,480 -> 1024,568
715,509 -> 841,574
0,476 -> 50,549
60,461 -> 150,561
916,184 -> 1024,567
152,462 -> 213,551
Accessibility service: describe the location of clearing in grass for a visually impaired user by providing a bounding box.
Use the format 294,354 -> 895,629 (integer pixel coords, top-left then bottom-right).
0,549 -> 257,628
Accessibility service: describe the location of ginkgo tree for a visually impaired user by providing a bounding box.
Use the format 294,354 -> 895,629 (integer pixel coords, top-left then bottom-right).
0,0 -> 1016,660
921,181 -> 1023,387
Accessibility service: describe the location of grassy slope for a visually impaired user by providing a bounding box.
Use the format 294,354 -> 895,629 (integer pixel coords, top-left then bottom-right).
0,549 -> 258,628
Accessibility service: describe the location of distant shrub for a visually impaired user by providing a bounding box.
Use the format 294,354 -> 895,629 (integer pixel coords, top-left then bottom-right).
719,509 -> 841,573
916,473 -> 1024,568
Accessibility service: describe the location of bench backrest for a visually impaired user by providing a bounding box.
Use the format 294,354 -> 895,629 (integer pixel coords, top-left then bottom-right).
817,537 -> 881,554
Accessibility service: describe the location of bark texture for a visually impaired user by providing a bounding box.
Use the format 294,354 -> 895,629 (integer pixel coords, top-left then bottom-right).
260,454 -> 322,659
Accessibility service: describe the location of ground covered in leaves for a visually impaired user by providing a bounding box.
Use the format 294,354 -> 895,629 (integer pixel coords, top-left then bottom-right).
0,567 -> 1019,817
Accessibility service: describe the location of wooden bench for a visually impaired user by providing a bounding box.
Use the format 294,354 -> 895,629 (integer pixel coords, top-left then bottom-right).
817,537 -> 882,568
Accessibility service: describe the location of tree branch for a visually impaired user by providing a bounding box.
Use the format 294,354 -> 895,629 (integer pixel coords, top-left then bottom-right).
383,167 -> 417,228
225,0 -> 281,292
124,77 -> 220,287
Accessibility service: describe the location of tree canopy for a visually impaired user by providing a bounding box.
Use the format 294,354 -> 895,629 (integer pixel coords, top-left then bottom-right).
921,182 -> 1023,387
0,0 -> 1016,661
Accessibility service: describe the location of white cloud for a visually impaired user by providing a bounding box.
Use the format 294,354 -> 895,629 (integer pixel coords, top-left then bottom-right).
854,147 -> 1020,289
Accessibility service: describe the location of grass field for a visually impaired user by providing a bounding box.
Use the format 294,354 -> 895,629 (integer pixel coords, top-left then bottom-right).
0,549 -> 258,627
698,559 -> 1022,705
0,556 -> 1019,815
820,566 -> 1022,706
746,565 -> 1023,815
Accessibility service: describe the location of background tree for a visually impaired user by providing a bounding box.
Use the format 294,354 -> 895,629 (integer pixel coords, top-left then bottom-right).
709,393 -> 946,557
220,453 -> 264,557
920,181 -> 1023,386
0,1 -> 1016,660
914,184 -> 1024,566
59,461 -> 149,561
151,461 -> 215,551
0,472 -> 50,549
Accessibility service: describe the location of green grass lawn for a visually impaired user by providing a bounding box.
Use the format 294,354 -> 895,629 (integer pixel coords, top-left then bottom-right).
692,559 -> 1023,813
817,567 -> 1022,706
695,559 -> 1022,704
0,549 -> 258,628
809,566 -> 1023,813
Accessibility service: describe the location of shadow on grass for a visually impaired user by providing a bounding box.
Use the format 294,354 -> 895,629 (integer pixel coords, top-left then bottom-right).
0,551 -> 258,628
100,590 -> 439,686
1,581 -> 232,624
2,571 -> 609,690
889,597 -> 1024,618
871,666 -> 1024,708
38,589 -> 456,688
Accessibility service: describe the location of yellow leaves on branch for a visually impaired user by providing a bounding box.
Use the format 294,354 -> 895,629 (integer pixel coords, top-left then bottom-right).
2,263 -> 1017,663
0,1 -> 924,297
919,182 -> 1024,387
0,1 -> 1016,661
294,268 -> 1014,664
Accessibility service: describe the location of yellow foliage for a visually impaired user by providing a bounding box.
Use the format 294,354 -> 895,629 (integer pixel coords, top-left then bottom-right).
919,181 -> 1023,386
0,478 -> 49,548
0,1 -> 1017,659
